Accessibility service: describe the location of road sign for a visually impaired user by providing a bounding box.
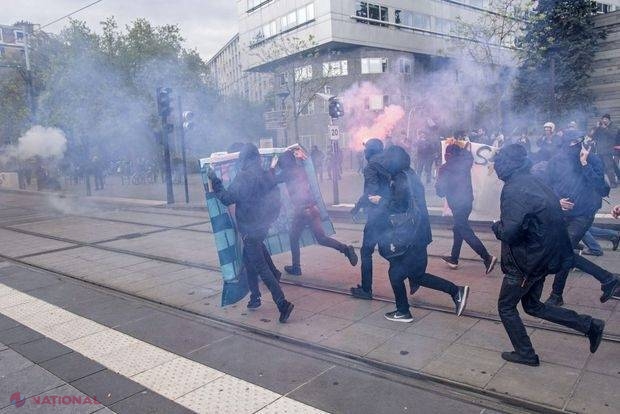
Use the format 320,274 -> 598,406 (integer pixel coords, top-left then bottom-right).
329,125 -> 340,141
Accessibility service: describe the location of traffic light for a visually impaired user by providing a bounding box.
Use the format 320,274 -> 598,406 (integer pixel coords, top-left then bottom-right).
182,111 -> 194,131
157,87 -> 172,118
328,97 -> 344,119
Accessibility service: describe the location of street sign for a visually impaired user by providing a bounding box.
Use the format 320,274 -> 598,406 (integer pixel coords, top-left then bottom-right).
329,125 -> 340,141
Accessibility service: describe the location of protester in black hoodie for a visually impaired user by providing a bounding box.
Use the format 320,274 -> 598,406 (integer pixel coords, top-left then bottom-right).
544,134 -> 619,306
350,138 -> 391,299
275,148 -> 358,276
370,145 -> 469,322
492,144 -> 605,366
436,144 -> 497,274
209,143 -> 294,323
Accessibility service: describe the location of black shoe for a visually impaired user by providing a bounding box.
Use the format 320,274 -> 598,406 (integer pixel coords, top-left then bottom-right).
545,293 -> 564,307
384,310 -> 414,323
587,319 -> 605,353
501,351 -> 540,366
247,297 -> 261,309
279,301 -> 294,323
582,249 -> 603,257
577,243 -> 586,250
612,234 -> 620,251
442,256 -> 459,269
284,265 -> 302,276
452,285 -> 469,316
484,255 -> 497,275
345,245 -> 358,266
600,278 -> 619,303
350,285 -> 372,300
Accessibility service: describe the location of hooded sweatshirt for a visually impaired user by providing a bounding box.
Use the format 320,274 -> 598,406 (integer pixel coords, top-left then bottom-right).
435,144 -> 474,210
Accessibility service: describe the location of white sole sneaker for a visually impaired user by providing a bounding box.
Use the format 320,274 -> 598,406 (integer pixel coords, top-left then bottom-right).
456,286 -> 470,317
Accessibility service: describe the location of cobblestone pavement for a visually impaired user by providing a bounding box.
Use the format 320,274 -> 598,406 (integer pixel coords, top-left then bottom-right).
0,190 -> 618,413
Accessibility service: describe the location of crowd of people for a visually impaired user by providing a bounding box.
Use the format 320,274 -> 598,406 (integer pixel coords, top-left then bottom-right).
207,114 -> 619,367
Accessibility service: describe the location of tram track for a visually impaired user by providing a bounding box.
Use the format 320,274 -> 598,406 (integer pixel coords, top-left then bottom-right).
1,215 -> 618,345
0,255 -> 574,414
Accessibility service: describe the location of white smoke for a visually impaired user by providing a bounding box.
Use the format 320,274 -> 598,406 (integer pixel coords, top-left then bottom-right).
11,126 -> 68,160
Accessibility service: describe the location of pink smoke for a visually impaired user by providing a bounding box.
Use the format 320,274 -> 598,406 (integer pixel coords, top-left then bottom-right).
342,81 -> 405,150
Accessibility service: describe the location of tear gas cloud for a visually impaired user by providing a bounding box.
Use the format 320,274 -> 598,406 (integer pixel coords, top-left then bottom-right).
0,126 -> 67,165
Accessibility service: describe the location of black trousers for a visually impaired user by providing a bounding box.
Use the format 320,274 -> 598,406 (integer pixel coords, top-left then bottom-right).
552,214 -> 614,296
243,231 -> 286,311
450,205 -> 491,262
360,213 -> 388,292
499,274 -> 592,357
600,154 -> 618,186
388,245 -> 458,314
416,157 -> 433,184
289,205 -> 346,268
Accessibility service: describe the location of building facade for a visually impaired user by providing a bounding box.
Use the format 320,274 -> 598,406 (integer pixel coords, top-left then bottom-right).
0,24 -> 26,62
205,34 -> 273,103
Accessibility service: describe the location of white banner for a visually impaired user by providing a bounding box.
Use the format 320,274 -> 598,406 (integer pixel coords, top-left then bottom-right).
440,140 -> 502,219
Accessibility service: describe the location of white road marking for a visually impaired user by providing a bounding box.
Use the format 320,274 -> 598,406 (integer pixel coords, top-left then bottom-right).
0,282 -> 328,414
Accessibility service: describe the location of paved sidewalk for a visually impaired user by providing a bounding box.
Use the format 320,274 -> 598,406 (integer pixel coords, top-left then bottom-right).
0,191 -> 619,413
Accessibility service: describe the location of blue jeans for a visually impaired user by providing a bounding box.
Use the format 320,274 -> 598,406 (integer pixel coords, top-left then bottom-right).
582,226 -> 619,254
359,213 -> 388,292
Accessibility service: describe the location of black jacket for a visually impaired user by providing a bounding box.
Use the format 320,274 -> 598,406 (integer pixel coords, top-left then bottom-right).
545,146 -> 609,219
356,152 -> 392,222
211,145 -> 280,237
493,169 -> 573,280
435,148 -> 474,210
377,146 -> 433,250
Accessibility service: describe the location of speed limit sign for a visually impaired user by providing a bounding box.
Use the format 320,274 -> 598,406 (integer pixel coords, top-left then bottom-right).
329,125 -> 340,140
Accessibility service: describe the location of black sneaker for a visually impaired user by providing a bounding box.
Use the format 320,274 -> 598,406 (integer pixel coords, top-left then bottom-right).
284,265 -> 302,276
350,285 -> 372,300
279,301 -> 294,323
600,278 -> 619,303
442,256 -> 459,270
612,234 -> 620,251
484,256 -> 497,275
345,245 -> 359,266
247,297 -> 261,309
384,310 -> 414,323
545,293 -> 564,307
501,351 -> 540,366
452,286 -> 469,316
587,319 -> 605,353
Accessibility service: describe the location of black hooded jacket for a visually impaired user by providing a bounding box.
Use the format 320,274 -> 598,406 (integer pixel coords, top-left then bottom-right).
358,140 -> 391,222
492,145 -> 573,280
435,145 -> 474,210
376,146 -> 433,250
211,144 -> 281,237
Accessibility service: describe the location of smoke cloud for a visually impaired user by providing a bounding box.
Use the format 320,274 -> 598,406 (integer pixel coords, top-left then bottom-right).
13,126 -> 68,160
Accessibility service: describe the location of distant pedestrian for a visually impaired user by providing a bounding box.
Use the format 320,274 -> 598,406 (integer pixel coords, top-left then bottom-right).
492,144 -> 605,366
435,143 -> 497,274
209,143 -> 294,322
592,114 -> 619,188
310,145 -> 325,181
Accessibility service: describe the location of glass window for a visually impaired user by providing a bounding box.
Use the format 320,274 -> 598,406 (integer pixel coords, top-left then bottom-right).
307,3 -> 315,20
399,59 -> 412,74
469,0 -> 484,8
361,57 -> 388,74
298,6 -> 307,24
369,95 -> 383,110
413,14 -> 431,30
355,2 -> 388,26
395,9 -> 413,32
435,18 -> 453,34
323,60 -> 348,77
294,65 -> 313,82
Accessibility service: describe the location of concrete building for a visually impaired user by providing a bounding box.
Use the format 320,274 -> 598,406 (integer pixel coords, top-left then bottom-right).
590,9 -> 620,124
237,0 -> 522,150
0,24 -> 26,62
205,33 -> 273,103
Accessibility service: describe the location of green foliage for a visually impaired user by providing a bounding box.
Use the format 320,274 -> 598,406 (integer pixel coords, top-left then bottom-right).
513,0 -> 604,121
0,17 -> 265,162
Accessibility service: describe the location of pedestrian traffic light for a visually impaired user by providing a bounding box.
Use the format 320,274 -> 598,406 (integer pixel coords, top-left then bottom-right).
157,87 -> 172,118
182,111 -> 194,131
328,98 -> 344,119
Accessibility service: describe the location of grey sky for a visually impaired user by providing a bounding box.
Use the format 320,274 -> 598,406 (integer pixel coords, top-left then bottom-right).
2,0 -> 239,61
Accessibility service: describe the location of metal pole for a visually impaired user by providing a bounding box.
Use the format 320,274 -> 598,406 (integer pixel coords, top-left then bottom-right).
406,107 -> 415,143
330,117 -> 339,205
178,95 -> 189,204
161,121 -> 175,205
23,26 -> 36,122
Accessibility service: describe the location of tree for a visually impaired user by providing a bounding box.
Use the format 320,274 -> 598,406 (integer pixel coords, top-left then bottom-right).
251,35 -> 335,144
513,0 -> 604,123
450,0 -> 531,130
